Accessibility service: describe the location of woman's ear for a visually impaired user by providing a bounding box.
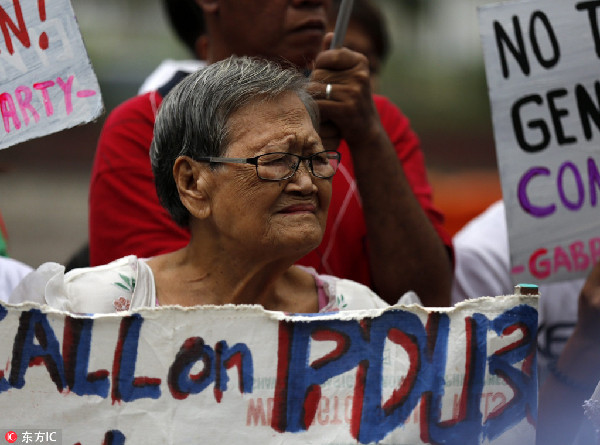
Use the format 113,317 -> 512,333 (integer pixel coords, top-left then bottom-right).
173,156 -> 212,220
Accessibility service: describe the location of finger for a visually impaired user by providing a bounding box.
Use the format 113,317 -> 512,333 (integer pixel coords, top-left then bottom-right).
581,262 -> 600,306
306,81 -> 334,101
577,262 -> 600,337
311,43 -> 368,85
309,78 -> 353,102
315,48 -> 361,71
322,32 -> 334,52
587,261 -> 600,287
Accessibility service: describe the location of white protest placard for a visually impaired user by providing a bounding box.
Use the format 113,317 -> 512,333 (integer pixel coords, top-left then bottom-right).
0,0 -> 102,150
0,295 -> 538,444
479,0 -> 600,284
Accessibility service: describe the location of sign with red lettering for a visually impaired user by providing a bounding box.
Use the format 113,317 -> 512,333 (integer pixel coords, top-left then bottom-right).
0,295 -> 538,444
0,0 -> 102,150
479,0 -> 600,284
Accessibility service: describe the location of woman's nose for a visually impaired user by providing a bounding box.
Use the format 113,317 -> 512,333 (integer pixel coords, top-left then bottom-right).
289,161 -> 318,193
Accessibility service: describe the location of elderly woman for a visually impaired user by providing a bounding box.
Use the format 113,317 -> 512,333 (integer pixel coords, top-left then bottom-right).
9,57 -> 416,313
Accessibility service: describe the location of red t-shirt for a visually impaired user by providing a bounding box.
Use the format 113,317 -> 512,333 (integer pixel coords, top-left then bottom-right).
89,90 -> 451,288
0,210 -> 8,257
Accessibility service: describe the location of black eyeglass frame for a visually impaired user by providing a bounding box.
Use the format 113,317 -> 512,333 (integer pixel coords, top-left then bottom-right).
195,150 -> 341,181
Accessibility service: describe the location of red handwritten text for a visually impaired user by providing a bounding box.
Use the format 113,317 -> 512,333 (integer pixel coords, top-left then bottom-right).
0,0 -> 49,54
0,75 -> 96,133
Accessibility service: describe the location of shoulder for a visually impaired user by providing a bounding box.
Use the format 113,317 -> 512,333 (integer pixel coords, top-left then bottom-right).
372,94 -> 397,110
372,94 -> 407,122
0,257 -> 33,302
0,256 -> 32,277
10,255 -> 151,314
452,201 -> 512,301
296,266 -> 421,311
372,94 -> 418,154
311,270 -> 389,311
95,92 -> 163,166
101,92 -> 163,131
59,256 -> 141,313
454,200 -> 508,254
321,275 -> 423,311
138,59 -> 205,94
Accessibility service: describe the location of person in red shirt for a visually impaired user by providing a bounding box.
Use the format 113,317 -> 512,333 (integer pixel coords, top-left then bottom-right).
0,210 -> 8,258
89,0 -> 453,307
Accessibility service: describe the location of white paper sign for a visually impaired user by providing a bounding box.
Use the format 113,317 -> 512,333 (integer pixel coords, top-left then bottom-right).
0,296 -> 538,444
479,0 -> 600,284
0,0 -> 103,150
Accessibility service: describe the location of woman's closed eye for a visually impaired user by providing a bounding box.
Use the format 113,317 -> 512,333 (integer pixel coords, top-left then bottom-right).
311,152 -> 330,165
259,152 -> 291,166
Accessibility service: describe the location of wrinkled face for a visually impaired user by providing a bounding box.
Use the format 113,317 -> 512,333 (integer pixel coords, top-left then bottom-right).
216,0 -> 332,69
208,92 -> 331,259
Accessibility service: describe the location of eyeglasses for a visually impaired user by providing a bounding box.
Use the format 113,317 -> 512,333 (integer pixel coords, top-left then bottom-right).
195,150 -> 341,181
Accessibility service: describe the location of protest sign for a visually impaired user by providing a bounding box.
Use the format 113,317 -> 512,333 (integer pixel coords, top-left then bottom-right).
0,294 -> 538,444
479,0 -> 600,284
0,0 -> 102,150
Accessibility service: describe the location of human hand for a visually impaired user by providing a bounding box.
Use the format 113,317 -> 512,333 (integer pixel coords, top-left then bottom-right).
536,262 -> 600,445
575,261 -> 600,342
308,32 -> 382,150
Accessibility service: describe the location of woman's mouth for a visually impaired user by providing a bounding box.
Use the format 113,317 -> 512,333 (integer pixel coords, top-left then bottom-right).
280,203 -> 317,214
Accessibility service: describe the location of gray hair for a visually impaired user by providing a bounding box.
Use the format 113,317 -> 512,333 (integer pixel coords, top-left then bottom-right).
150,56 -> 319,227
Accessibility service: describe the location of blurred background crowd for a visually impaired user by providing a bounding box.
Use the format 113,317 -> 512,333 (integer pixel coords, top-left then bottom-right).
0,0 -> 500,267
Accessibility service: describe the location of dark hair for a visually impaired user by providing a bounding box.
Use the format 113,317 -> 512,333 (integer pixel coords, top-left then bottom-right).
150,56 -> 320,227
162,0 -> 205,54
331,0 -> 390,64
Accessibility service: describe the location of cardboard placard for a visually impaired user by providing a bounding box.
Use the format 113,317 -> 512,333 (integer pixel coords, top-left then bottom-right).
0,0 -> 103,150
479,0 -> 600,284
0,296 -> 537,444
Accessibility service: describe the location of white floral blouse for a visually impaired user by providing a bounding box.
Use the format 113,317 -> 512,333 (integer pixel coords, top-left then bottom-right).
8,255 -> 419,314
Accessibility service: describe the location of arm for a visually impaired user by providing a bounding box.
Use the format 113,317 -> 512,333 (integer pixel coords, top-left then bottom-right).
451,201 -> 513,303
310,35 -> 452,307
89,93 -> 189,266
536,262 -> 600,445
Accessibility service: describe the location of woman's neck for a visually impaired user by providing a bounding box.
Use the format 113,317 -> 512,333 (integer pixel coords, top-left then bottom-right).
147,244 -> 318,312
